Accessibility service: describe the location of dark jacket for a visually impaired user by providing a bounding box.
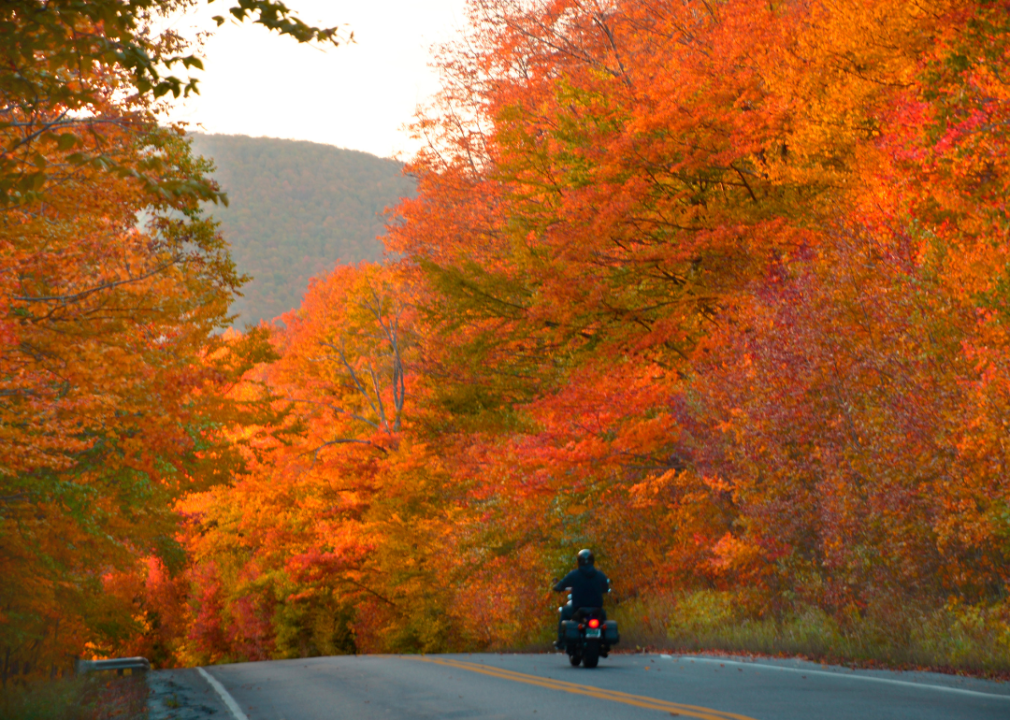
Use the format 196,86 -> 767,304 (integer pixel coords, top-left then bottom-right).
554,566 -> 610,609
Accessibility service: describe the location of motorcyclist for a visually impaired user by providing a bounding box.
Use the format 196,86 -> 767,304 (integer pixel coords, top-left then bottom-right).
553,549 -> 610,649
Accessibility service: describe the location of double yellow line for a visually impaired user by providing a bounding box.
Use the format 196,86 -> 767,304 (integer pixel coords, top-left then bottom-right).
414,656 -> 759,720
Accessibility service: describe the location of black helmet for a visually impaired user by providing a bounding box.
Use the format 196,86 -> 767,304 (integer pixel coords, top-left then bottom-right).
577,549 -> 594,567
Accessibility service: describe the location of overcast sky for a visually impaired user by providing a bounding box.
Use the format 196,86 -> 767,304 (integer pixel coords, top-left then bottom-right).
163,1 -> 470,159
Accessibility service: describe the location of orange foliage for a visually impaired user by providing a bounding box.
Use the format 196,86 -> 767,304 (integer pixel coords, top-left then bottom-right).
132,0 -> 1010,661
1,54 -> 263,683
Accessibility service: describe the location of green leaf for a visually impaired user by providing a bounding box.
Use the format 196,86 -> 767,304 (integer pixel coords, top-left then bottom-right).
57,133 -> 78,151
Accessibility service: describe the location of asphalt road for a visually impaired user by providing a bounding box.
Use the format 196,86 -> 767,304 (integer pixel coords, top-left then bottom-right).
151,653 -> 1010,720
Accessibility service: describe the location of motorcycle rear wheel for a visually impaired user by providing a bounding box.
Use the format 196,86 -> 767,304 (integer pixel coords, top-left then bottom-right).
583,640 -> 600,668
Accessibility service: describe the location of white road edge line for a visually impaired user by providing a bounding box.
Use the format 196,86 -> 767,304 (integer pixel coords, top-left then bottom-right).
659,655 -> 1010,700
197,666 -> 251,720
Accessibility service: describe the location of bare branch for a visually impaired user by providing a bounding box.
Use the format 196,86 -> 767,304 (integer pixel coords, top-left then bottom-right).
340,576 -> 397,607
320,339 -> 383,422
13,257 -> 182,305
366,361 -> 389,432
307,438 -> 388,462
284,397 -> 378,429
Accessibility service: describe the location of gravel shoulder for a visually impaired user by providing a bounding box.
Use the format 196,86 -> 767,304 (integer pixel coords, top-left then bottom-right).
147,668 -> 233,720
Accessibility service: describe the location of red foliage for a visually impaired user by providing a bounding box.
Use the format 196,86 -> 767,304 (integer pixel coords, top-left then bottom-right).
164,0 -> 1010,659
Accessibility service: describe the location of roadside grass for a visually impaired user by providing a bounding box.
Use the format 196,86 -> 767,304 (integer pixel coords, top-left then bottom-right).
0,674 -> 148,720
612,591 -> 1010,678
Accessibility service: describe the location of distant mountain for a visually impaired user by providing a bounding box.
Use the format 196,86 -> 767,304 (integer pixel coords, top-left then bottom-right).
188,133 -> 416,326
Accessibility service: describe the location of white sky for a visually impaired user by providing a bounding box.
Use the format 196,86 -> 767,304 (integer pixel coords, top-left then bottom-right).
163,1 -> 470,159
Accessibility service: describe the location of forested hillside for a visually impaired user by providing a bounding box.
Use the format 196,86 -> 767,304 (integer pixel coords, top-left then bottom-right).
188,134 -> 416,325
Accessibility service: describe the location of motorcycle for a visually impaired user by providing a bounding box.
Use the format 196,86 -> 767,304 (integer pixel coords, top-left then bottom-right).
558,594 -> 619,668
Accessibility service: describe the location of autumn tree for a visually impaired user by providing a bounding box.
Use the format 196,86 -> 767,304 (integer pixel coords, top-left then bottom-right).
0,118 -> 274,679
383,0 -> 1010,644
115,0 -> 1010,666
680,0 -> 1010,616
0,0 -> 348,679
176,263 -> 464,659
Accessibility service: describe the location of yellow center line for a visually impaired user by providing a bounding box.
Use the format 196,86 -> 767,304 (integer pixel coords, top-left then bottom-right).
410,656 -> 760,720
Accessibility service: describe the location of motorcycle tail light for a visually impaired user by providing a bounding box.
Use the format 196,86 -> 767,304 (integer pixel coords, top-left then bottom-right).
588,619 -> 600,629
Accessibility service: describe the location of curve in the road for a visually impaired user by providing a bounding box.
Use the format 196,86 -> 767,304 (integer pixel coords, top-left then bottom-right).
415,656 -> 760,720
197,667 -> 249,720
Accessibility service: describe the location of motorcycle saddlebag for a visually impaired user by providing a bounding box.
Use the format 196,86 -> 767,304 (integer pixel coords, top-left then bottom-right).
563,620 -> 581,641
604,620 -> 619,643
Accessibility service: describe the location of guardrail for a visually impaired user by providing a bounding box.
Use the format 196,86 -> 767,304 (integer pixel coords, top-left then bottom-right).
75,657 -> 151,676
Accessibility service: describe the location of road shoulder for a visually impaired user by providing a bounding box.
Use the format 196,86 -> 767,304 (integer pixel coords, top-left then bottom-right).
147,668 -> 233,720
